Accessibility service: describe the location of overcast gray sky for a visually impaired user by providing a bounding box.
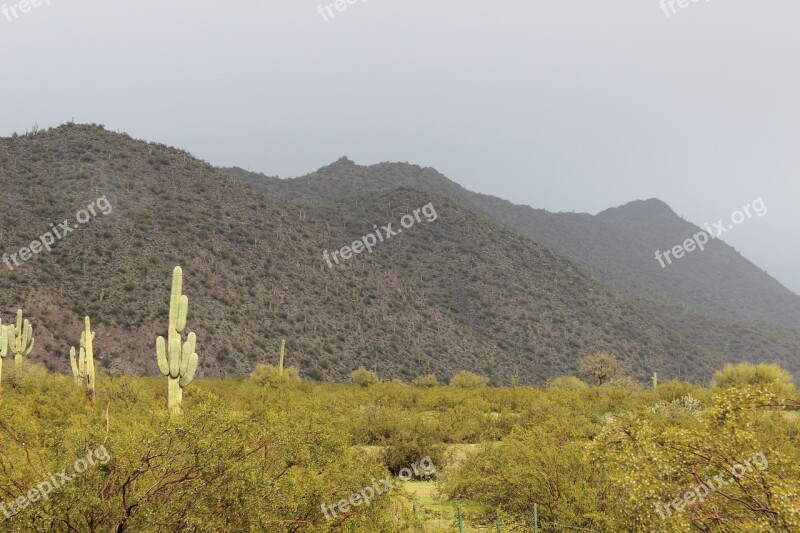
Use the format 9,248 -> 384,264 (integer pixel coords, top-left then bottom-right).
2,0 -> 798,293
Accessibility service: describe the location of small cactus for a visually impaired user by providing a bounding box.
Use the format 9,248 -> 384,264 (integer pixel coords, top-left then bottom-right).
652,372 -> 658,390
156,267 -> 199,415
10,309 -> 34,375
0,322 -> 8,389
279,339 -> 285,376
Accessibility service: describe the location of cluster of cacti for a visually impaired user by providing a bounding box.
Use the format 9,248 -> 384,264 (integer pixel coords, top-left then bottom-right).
9,309 -> 34,375
156,266 -> 199,415
0,268 -> 202,415
69,317 -> 96,405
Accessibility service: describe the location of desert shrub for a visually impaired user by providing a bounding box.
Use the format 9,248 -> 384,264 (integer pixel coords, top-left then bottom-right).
412,374 -> 439,387
712,362 -> 794,394
350,367 -> 379,387
249,363 -> 301,387
449,370 -> 488,389
547,375 -> 588,390
380,411 -> 446,477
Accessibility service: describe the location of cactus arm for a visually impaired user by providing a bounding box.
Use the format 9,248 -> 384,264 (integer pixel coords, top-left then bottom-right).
23,320 -> 33,354
78,331 -> 86,377
156,336 -> 169,375
179,352 -> 198,388
180,332 -> 196,376
70,347 -> 79,381
0,324 -> 7,358
177,295 -> 188,333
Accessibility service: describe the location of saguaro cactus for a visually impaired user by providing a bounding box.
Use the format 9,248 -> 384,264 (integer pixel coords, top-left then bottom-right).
0,323 -> 8,389
84,317 -> 96,406
10,309 -> 34,375
156,266 -> 199,415
652,372 -> 658,390
70,319 -> 96,405
279,339 -> 285,376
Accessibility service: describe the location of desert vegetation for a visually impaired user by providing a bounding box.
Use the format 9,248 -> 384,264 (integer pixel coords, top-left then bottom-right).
1,305 -> 798,532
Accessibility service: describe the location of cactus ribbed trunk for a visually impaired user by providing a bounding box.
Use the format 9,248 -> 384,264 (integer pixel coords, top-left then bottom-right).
168,378 -> 182,415
0,324 -> 7,390
279,339 -> 285,376
85,317 -> 96,407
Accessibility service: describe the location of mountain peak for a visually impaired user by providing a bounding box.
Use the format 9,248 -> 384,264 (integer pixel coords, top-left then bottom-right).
597,198 -> 677,221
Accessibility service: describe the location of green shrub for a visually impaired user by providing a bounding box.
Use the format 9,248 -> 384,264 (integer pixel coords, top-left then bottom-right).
449,370 -> 488,389
350,366 -> 379,387
412,374 -> 439,387
547,375 -> 588,390
712,363 -> 794,394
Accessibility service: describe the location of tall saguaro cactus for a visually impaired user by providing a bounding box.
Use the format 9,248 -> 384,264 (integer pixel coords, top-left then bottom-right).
156,266 -> 199,415
10,309 -> 34,375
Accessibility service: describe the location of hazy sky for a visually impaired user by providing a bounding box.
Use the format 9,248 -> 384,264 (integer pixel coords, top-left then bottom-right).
2,0 -> 798,293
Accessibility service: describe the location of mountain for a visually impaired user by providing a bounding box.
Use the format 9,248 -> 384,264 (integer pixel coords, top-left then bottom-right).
222,159 -> 800,374
2,123 -> 740,384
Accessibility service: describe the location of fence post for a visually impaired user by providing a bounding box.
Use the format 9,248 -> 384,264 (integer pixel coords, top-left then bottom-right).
533,504 -> 538,533
457,508 -> 464,533
496,509 -> 501,532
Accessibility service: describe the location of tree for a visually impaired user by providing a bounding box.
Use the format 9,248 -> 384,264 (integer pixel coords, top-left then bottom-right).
580,352 -> 623,385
